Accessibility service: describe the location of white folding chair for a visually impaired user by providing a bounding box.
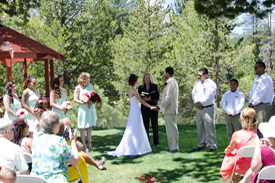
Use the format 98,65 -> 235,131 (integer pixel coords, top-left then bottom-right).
230,145 -> 255,182
68,163 -> 84,183
256,165 -> 275,183
24,152 -> 32,164
15,175 -> 47,183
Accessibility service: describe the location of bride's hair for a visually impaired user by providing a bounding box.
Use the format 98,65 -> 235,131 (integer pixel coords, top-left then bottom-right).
128,74 -> 138,86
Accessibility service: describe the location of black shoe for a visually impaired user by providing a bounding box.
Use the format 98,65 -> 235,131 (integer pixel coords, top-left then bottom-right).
192,146 -> 207,151
208,148 -> 216,152
166,149 -> 179,153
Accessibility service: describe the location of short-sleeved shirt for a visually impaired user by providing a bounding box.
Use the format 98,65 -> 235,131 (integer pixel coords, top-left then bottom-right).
31,132 -> 74,183
0,137 -> 28,172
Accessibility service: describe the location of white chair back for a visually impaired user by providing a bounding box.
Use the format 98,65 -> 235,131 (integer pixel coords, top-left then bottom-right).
256,165 -> 275,183
15,175 -> 47,183
24,153 -> 32,164
230,145 -> 255,182
68,163 -> 84,183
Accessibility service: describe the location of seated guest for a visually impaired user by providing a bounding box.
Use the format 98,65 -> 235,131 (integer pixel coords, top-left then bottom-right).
220,108 -> 260,183
250,116 -> 275,183
59,118 -> 107,170
0,118 -> 29,175
12,118 -> 32,154
0,166 -> 17,183
31,111 -> 79,183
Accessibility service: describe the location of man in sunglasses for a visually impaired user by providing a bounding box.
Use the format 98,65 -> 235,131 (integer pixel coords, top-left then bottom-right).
0,118 -> 29,175
249,61 -> 274,137
192,67 -> 217,152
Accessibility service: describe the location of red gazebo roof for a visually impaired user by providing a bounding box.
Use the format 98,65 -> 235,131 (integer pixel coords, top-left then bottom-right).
0,25 -> 64,64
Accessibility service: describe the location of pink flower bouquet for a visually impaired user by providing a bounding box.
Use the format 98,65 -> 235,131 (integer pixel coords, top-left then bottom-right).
16,108 -> 28,118
62,101 -> 72,110
80,92 -> 90,103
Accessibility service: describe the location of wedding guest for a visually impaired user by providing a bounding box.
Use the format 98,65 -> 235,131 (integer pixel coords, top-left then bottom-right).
0,118 -> 29,175
154,67 -> 179,153
249,61 -> 274,137
33,97 -> 48,134
221,79 -> 245,143
12,118 -> 32,154
0,166 -> 17,183
138,72 -> 160,146
74,72 -> 97,152
192,67 -> 217,152
31,111 -> 79,182
22,76 -> 40,138
3,82 -> 22,123
220,108 -> 260,183
50,75 -> 69,119
249,116 -> 275,183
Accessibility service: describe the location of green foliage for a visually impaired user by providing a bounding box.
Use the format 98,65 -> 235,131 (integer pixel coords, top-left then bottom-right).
0,0 -> 40,24
194,0 -> 275,19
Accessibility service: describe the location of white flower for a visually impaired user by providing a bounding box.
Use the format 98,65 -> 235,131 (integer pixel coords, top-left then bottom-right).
80,92 -> 90,103
62,101 -> 72,110
0,108 -> 2,113
16,108 -> 28,119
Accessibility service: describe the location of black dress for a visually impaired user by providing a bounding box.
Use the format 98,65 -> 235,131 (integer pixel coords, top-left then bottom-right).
138,83 -> 160,145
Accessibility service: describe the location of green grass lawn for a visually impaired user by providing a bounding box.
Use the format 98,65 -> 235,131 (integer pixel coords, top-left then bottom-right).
83,124 -> 230,183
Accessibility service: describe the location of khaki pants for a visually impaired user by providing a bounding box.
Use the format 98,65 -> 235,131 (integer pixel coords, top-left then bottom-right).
224,114 -> 242,143
255,103 -> 271,125
195,106 -> 217,149
164,114 -> 179,151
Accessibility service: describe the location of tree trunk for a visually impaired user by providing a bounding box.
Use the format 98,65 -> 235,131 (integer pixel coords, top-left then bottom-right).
214,19 -> 220,108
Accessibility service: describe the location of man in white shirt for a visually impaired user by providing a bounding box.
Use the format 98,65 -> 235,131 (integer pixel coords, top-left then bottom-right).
192,68 -> 217,152
249,61 -> 274,137
221,79 -> 245,143
0,118 -> 29,175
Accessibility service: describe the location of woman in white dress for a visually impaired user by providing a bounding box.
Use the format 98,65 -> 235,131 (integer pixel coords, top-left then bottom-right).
108,74 -> 155,157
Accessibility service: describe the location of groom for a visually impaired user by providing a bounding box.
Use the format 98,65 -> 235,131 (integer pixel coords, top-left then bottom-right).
154,67 -> 179,153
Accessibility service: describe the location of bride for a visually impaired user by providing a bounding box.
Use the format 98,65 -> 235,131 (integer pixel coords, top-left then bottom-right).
108,74 -> 155,157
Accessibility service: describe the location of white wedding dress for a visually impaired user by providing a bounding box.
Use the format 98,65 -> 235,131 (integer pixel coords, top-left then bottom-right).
108,96 -> 152,157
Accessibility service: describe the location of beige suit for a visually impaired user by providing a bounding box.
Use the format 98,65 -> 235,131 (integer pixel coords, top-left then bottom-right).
159,77 -> 179,151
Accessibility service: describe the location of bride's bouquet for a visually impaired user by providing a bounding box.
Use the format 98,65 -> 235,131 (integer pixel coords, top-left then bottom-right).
80,92 -> 90,103
16,108 -> 28,118
62,101 -> 72,110
90,91 -> 101,103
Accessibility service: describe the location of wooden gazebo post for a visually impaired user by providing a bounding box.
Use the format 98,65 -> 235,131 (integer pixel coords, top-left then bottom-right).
23,58 -> 27,89
7,58 -> 12,82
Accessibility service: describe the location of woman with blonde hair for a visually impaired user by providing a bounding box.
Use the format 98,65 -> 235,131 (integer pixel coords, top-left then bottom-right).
73,72 -> 96,152
220,108 -> 260,183
138,72 -> 160,146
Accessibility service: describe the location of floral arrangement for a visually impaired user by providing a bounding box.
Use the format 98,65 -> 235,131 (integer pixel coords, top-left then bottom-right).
38,96 -> 43,103
80,92 -> 90,103
16,108 -> 28,118
137,174 -> 164,183
34,108 -> 42,113
90,91 -> 101,103
62,101 -> 72,110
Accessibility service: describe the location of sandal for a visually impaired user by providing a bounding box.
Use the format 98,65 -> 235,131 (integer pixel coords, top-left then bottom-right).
82,147 -> 89,153
87,142 -> 93,152
98,157 -> 107,170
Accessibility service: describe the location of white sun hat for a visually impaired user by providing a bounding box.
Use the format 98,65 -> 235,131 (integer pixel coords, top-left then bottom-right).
259,116 -> 275,138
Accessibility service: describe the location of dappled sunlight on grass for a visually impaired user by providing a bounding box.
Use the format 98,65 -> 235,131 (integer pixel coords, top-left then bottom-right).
84,124 -> 229,183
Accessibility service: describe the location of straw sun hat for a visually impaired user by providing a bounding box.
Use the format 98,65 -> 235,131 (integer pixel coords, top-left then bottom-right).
259,116 -> 275,138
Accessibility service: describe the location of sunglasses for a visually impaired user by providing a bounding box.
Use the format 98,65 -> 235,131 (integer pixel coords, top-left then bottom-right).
254,66 -> 262,69
198,74 -> 204,77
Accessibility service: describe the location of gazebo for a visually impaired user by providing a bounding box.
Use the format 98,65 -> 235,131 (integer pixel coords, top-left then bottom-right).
0,24 -> 64,114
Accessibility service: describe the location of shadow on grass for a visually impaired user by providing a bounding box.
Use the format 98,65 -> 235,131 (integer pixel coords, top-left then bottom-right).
89,124 -> 229,182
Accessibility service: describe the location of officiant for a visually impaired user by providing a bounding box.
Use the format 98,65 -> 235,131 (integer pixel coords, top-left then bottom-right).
138,73 -> 160,146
